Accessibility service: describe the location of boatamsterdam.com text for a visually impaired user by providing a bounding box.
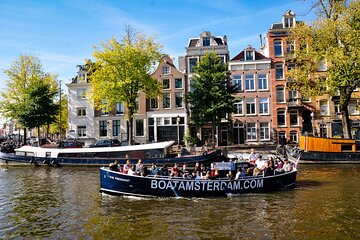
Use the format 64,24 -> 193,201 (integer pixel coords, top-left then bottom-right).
150,179 -> 264,191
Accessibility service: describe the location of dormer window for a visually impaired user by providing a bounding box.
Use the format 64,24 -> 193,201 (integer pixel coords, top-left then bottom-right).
245,50 -> 254,61
284,17 -> 294,28
203,37 -> 210,46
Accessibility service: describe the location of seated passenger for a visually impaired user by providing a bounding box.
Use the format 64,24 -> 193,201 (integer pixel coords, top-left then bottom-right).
170,163 -> 180,177
264,160 -> 275,176
255,155 -> 266,170
202,171 -> 212,179
181,163 -> 191,179
135,159 -> 144,175
253,166 -> 263,176
282,159 -> 293,172
141,166 -> 148,177
161,165 -> 169,176
235,167 -> 245,180
123,160 -> 132,174
227,170 -> 234,180
245,167 -> 254,176
193,162 -> 201,176
149,162 -> 161,176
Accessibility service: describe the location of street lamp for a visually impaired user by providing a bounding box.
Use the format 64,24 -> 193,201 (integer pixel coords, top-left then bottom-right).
177,115 -> 180,145
310,112 -> 315,136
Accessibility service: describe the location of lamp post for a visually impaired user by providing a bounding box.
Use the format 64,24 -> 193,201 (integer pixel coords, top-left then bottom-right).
310,112 -> 315,136
59,80 -> 62,141
177,115 -> 180,145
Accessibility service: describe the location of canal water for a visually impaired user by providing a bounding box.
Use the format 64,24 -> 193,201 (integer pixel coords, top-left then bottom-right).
1,165 -> 360,239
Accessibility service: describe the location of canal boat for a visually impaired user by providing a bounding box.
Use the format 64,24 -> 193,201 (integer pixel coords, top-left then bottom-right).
99,163 -> 297,198
286,135 -> 360,164
0,141 -> 220,166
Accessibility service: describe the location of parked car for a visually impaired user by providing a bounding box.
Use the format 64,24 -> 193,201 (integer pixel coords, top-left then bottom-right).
59,140 -> 83,148
88,139 -> 121,148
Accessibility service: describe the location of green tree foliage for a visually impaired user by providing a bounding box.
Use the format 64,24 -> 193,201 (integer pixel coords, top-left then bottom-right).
0,55 -> 59,143
23,81 -> 59,139
186,52 -> 238,145
49,92 -> 68,140
89,27 -> 162,145
288,0 -> 360,138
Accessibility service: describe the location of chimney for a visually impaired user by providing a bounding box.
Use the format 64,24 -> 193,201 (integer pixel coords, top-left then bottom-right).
223,35 -> 227,45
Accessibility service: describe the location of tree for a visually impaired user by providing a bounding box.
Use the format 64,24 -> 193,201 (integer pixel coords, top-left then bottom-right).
0,55 -> 59,143
186,52 -> 238,146
89,27 -> 162,145
23,81 -> 59,141
49,92 -> 68,141
288,0 -> 360,138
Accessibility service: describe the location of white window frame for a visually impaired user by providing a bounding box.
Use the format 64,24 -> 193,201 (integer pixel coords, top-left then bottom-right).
276,86 -> 285,103
246,122 -> 257,141
289,109 -> 299,126
77,126 -> 86,138
260,122 -> 270,141
245,74 -> 255,91
320,100 -> 329,116
259,98 -> 269,115
163,93 -> 171,109
277,109 -> 286,127
246,98 -> 256,115
116,102 -> 124,115
175,78 -> 183,89
162,66 -> 170,75
232,75 -> 242,91
258,74 -> 268,91
274,40 -> 283,57
77,107 -> 86,117
235,99 -> 243,115
162,79 -> 170,90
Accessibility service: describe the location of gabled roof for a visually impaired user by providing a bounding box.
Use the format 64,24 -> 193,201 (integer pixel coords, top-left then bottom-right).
230,46 -> 269,61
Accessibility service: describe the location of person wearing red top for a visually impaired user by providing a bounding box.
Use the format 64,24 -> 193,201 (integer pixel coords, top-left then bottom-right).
170,163 -> 180,177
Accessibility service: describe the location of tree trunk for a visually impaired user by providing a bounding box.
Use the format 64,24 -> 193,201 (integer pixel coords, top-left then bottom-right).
342,108 -> 351,139
23,128 -> 27,145
37,127 -> 41,146
211,122 -> 216,148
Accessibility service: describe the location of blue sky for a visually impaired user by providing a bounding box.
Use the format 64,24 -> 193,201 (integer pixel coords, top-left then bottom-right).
0,0 -> 316,92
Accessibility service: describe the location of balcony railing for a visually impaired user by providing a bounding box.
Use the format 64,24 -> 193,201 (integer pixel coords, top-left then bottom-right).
287,98 -> 301,108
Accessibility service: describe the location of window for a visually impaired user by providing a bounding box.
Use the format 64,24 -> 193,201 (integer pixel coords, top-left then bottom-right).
150,98 -> 158,109
163,93 -> 170,108
113,120 -> 120,136
278,131 -> 286,143
274,40 -> 283,57
320,100 -> 329,115
116,102 -> 124,115
287,63 -> 295,82
289,109 -> 298,126
288,90 -> 298,104
175,78 -> 183,89
246,98 -> 256,115
276,86 -> 285,103
77,126 -> 86,138
246,123 -> 257,140
78,73 -> 86,82
245,74 -> 255,91
175,92 -> 183,108
136,119 -> 144,136
290,131 -> 298,143
77,108 -> 86,117
162,66 -> 170,75
76,89 -> 86,99
203,37 -> 210,46
349,100 -> 359,115
277,109 -> 286,126
260,123 -> 270,140
258,74 -> 268,90
286,40 -> 295,54
245,50 -> 254,61
275,63 -> 284,79
100,107 -> 109,116
163,79 -> 170,89
135,98 -> 139,113
284,17 -> 294,28
99,121 -> 107,137
259,98 -> 269,114
232,75 -> 242,91
189,58 -> 198,73
235,99 -> 243,115
334,100 -> 341,114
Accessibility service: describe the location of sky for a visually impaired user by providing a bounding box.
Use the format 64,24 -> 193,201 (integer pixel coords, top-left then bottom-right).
0,0 -> 317,93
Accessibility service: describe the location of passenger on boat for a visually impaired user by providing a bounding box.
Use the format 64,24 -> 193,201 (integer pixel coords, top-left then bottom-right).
161,165 -> 169,176
149,163 -> 161,177
275,159 -> 284,173
253,166 -> 263,176
249,148 -> 256,165
170,163 -> 180,177
235,168 -> 245,180
141,166 -> 148,177
282,159 -> 293,172
255,155 -> 266,170
264,160 -> 275,176
200,163 -> 207,178
123,160 -> 132,174
181,163 -> 191,179
109,160 -> 120,172
135,159 -> 144,175
202,171 -> 212,179
193,162 -> 201,176
227,170 -> 234,180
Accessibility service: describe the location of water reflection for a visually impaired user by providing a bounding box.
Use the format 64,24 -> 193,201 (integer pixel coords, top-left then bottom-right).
1,165 -> 360,239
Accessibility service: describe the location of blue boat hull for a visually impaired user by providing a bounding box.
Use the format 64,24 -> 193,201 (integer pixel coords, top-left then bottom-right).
99,168 -> 297,198
0,151 -> 220,167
